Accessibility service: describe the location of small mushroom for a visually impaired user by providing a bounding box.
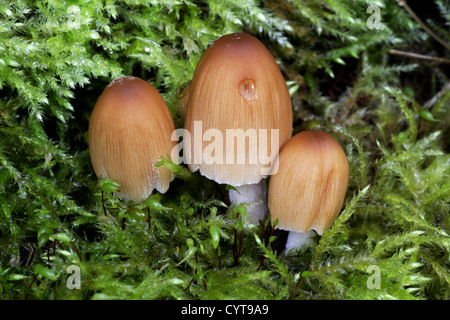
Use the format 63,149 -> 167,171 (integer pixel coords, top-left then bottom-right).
89,76 -> 178,202
183,33 -> 293,224
268,130 -> 349,253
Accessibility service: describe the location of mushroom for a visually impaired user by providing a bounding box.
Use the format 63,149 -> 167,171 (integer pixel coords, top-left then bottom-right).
268,130 -> 349,253
183,32 -> 292,225
89,76 -> 178,202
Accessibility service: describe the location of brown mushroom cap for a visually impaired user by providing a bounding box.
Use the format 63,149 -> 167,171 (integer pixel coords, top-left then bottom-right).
89,76 -> 177,202
268,130 -> 349,235
184,32 -> 293,186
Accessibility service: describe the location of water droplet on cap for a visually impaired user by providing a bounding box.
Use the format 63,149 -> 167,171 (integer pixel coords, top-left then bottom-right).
239,79 -> 258,102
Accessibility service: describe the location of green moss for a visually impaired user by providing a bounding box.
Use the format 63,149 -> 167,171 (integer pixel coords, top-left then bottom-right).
0,0 -> 449,300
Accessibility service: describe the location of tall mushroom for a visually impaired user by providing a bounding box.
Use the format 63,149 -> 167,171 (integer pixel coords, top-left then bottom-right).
268,130 -> 349,253
183,33 -> 292,225
89,76 -> 177,202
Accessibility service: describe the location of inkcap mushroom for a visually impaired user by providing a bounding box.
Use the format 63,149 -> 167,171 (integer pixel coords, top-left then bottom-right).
268,130 -> 349,253
89,76 -> 178,202
183,32 -> 293,225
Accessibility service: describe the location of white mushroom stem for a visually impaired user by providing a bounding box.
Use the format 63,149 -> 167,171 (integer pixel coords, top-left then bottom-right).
228,179 -> 269,226
284,230 -> 317,254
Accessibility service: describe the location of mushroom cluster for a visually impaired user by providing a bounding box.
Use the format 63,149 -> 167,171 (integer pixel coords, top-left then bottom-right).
88,33 -> 349,254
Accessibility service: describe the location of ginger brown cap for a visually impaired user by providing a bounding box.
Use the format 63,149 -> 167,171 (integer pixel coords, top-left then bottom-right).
89,76 -> 177,202
268,130 -> 349,235
184,33 -> 293,186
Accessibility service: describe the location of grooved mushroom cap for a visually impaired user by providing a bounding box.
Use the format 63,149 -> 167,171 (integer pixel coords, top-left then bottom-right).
268,130 -> 349,235
89,76 -> 177,202
184,32 -> 293,186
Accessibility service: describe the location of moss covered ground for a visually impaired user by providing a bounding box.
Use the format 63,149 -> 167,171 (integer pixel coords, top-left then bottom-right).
0,0 -> 448,300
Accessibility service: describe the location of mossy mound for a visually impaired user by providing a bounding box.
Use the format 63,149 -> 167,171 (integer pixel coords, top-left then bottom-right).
0,0 -> 448,300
